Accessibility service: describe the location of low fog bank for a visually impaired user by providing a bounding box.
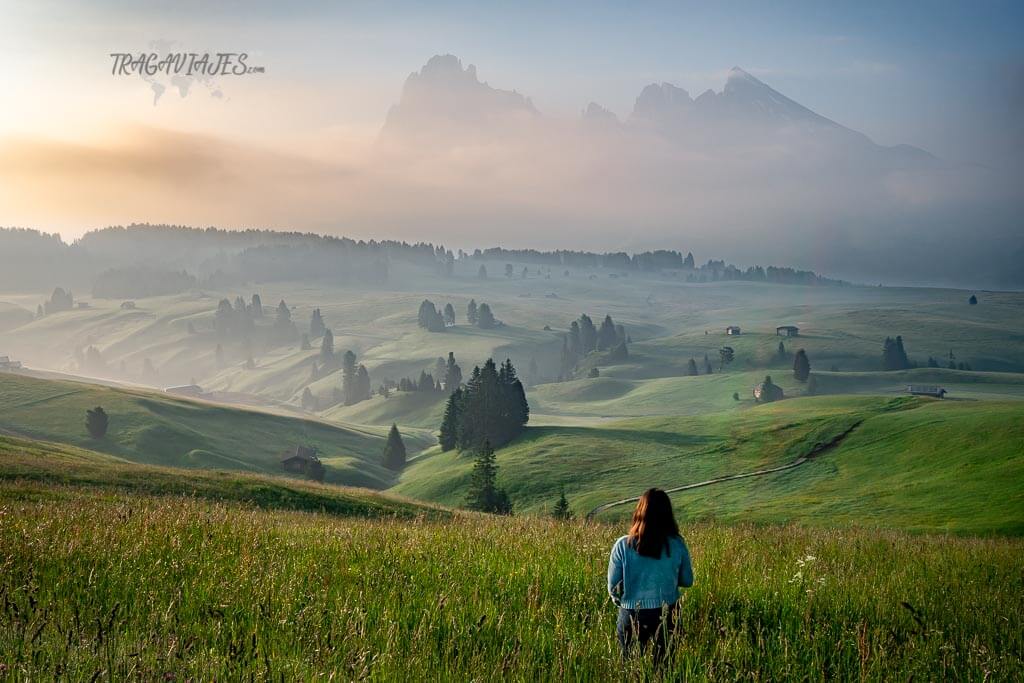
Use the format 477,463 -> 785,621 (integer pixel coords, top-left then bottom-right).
0,56 -> 1020,290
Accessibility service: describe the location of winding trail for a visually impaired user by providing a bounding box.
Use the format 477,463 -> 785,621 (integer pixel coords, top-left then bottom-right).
585,419 -> 864,520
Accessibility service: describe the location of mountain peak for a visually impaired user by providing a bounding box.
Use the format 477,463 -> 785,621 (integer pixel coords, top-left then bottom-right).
632,82 -> 693,120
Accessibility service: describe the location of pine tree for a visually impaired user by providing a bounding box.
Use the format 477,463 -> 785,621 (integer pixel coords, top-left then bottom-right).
793,349 -> 811,382
444,352 -> 463,393
704,353 -> 713,375
439,388 -> 462,451
319,329 -> 334,364
578,314 -> 597,353
568,321 -> 582,359
895,336 -> 909,369
443,303 -> 456,326
597,315 -> 618,351
552,486 -> 572,520
719,346 -> 735,371
777,341 -> 786,360
275,300 -> 291,326
356,365 -> 371,401
85,406 -> 108,438
341,350 -> 357,405
477,303 -> 495,329
382,423 -> 407,470
505,263 -> 514,278
310,308 -> 326,337
686,358 -> 699,376
301,387 -> 317,410
250,294 -> 263,316
478,265 -> 488,279
467,299 -> 478,325
465,441 -> 512,515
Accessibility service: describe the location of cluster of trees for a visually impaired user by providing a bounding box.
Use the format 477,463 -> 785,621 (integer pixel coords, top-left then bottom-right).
559,314 -> 629,378
92,267 -> 196,299
687,261 -> 846,286
341,351 -> 372,405
439,358 -> 529,452
417,300 -> 455,332
214,294 -> 269,339
881,336 -> 911,371
468,246 -> 695,271
927,352 -> 973,371
42,287 -> 75,315
685,354 -> 715,376
466,300 -> 496,329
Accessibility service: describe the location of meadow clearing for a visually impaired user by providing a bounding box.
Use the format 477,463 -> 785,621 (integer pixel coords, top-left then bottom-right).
1,486 -> 1021,680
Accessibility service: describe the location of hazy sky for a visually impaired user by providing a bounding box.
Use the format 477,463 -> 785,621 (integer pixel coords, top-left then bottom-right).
0,0 -> 1021,257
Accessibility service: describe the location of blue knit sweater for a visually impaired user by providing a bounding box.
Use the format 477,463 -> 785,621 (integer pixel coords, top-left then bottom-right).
607,535 -> 694,609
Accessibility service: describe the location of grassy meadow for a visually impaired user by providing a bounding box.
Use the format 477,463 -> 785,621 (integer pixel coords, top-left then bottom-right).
1,486 -> 1021,680
0,372 -> 429,489
2,264 -> 1024,679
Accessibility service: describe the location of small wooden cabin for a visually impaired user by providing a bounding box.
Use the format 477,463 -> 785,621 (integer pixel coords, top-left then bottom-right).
725,326 -> 742,336
907,385 -> 947,399
776,325 -> 800,337
280,446 -> 325,481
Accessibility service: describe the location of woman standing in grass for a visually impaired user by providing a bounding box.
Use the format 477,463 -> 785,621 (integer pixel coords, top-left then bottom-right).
607,488 -> 694,663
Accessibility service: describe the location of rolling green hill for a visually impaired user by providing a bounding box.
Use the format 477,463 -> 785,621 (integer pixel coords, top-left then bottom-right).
0,372 -> 425,489
0,433 -> 447,519
394,395 -> 1024,534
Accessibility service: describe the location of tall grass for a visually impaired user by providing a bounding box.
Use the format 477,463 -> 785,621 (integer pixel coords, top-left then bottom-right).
2,491 -> 1021,680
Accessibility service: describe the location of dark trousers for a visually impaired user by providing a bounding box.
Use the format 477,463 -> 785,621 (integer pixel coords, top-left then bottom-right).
616,605 -> 677,663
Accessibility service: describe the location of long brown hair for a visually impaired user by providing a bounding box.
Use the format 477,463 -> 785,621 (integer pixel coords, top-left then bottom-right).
628,488 -> 680,558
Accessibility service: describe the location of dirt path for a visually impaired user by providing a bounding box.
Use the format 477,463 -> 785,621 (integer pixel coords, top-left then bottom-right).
585,420 -> 863,520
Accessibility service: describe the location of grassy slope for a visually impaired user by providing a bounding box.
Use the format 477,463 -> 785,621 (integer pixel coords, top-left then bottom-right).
0,372 -> 399,488
2,494 -> 1021,679
0,434 -> 447,519
396,395 -> 1024,534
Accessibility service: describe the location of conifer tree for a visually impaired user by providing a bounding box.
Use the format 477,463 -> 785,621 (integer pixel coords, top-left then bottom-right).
250,293 -> 263,317
310,308 -> 326,337
439,388 -> 462,451
597,315 -> 618,350
793,349 -> 811,382
478,265 -> 488,279
467,299 -> 478,325
382,423 -> 407,470
356,365 -> 371,401
341,350 -> 357,405
443,303 -> 456,326
578,314 -> 597,353
477,303 -> 495,329
444,352 -> 463,393
687,358 -> 699,376
465,441 -> 512,515
319,328 -> 334,364
552,486 -> 572,520
704,353 -> 713,375
85,406 -> 108,439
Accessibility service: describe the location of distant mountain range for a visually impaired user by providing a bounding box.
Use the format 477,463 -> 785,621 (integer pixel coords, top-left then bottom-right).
381,55 -> 935,169
371,55 -> 1024,288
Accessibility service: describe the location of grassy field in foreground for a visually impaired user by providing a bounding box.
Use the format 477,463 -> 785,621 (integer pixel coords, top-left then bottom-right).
0,434 -> 446,520
0,372 -> 419,489
396,395 -> 1024,534
1,491 -> 1021,680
